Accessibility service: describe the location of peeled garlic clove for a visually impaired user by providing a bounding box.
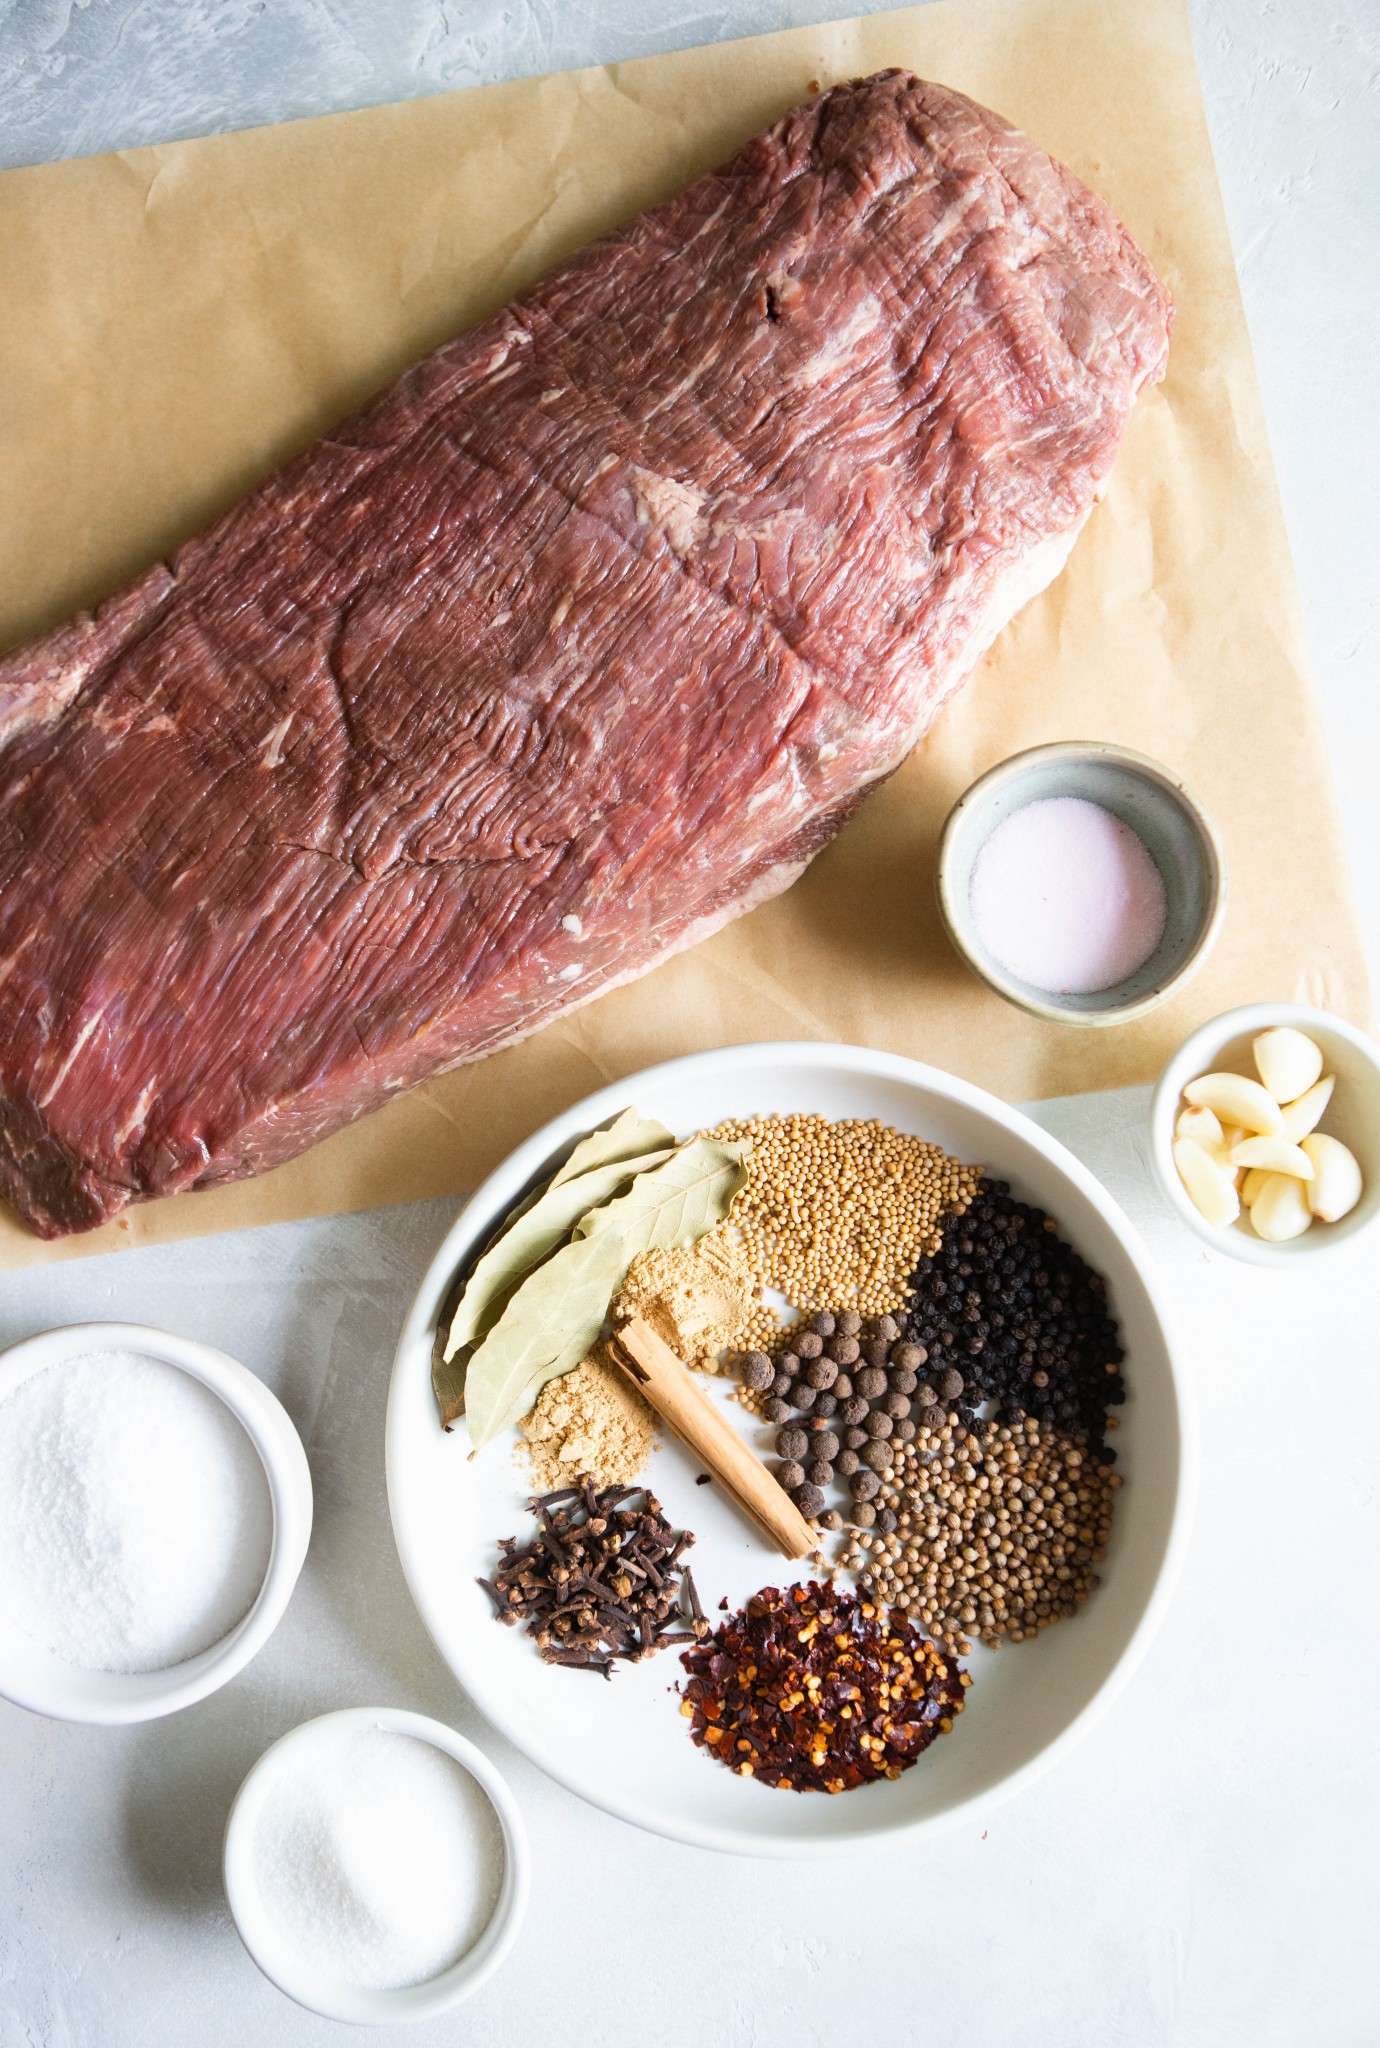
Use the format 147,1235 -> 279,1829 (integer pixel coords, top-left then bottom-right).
1239,1166 -> 1273,1206
1253,1026 -> 1324,1105
1173,1138 -> 1240,1228
1279,1073 -> 1335,1143
1176,1104 -> 1231,1166
1300,1133 -> 1363,1222
1249,1171 -> 1313,1242
1183,1072 -> 1285,1136
1231,1135 -> 1315,1180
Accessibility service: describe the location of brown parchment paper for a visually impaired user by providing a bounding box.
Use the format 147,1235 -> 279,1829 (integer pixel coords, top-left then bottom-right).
0,0 -> 1369,1268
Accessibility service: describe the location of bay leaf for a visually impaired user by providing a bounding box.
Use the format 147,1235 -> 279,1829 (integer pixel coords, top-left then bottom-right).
442,1143 -> 673,1360
462,1226 -> 627,1449
548,1106 -> 676,1189
462,1131 -> 751,1450
575,1133 -> 750,1260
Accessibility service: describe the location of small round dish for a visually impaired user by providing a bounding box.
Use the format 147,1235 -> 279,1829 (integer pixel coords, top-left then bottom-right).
223,1706 -> 529,2025
936,741 -> 1226,1026
0,1321 -> 312,1724
1150,1002 -> 1380,1265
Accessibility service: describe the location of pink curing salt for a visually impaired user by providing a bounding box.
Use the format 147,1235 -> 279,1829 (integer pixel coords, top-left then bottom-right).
968,796 -> 1168,995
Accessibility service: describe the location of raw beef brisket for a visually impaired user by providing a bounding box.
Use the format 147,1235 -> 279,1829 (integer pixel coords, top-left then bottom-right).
0,71 -> 1171,1237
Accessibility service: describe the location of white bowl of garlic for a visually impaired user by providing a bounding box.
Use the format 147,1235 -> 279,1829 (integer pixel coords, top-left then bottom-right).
1150,1003 -> 1380,1265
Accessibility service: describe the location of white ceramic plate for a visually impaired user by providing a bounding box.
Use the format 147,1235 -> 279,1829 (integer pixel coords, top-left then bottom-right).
387,1043 -> 1194,1857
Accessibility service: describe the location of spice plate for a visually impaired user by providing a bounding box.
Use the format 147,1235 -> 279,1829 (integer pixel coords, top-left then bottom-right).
387,1043 -> 1194,1856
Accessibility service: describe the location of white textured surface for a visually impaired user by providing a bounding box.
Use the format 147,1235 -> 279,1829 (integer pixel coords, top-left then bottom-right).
1,4 -> 1378,2044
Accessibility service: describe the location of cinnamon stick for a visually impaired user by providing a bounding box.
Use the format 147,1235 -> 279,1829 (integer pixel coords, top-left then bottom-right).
609,1317 -> 816,1559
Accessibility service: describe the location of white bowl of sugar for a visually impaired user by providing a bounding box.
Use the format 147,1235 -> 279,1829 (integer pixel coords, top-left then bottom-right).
936,741 -> 1226,1025
0,1321 -> 312,1723
223,1706 -> 529,2023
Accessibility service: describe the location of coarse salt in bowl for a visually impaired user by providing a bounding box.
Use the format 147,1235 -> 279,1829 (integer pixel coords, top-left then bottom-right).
0,1322 -> 312,1724
936,742 -> 1226,1025
223,1707 -> 529,2025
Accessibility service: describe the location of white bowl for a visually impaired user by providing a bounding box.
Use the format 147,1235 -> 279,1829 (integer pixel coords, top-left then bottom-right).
387,1041 -> 1196,1856
223,1706 -> 529,2024
1150,1002 -> 1380,1265
0,1321 -> 312,1723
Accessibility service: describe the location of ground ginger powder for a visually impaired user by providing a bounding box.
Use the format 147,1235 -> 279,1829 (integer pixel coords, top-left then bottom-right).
616,1226 -> 767,1372
520,1348 -> 655,1491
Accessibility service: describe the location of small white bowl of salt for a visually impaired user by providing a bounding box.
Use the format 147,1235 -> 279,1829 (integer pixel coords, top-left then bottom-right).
223,1707 -> 528,2023
0,1321 -> 311,1723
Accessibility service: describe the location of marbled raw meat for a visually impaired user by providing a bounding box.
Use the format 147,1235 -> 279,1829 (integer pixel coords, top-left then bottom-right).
0,71 -> 1171,1237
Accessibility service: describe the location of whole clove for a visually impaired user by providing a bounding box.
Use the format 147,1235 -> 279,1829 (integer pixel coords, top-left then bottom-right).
481,1479 -> 705,1676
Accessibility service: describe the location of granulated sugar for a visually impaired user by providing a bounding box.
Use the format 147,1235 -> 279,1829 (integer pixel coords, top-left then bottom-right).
969,796 -> 1167,994
0,1349 -> 272,1673
254,1727 -> 502,1991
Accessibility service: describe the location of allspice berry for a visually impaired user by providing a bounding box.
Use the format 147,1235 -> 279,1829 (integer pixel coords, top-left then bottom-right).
837,1310 -> 863,1338
850,1469 -> 881,1502
762,1397 -> 791,1424
826,1334 -> 860,1366
739,1351 -> 774,1391
776,1425 -> 809,1463
777,1460 -> 805,1492
856,1367 -> 887,1400
792,1482 -> 825,1518
812,1311 -> 836,1337
795,1332 -> 824,1361
836,1448 -> 861,1477
806,1459 -> 834,1489
862,1440 -> 893,1474
851,1501 -> 877,1528
804,1357 -> 839,1390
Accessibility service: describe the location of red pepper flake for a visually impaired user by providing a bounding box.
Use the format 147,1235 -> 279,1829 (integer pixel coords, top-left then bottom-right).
678,1582 -> 970,1793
